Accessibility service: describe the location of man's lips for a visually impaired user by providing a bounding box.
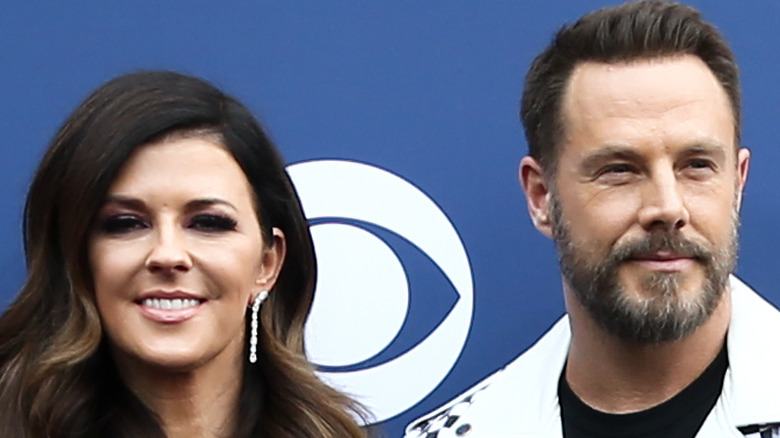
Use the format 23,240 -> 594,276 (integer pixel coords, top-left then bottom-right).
628,251 -> 696,271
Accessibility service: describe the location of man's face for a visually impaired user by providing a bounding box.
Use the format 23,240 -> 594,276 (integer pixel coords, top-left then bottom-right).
547,55 -> 749,342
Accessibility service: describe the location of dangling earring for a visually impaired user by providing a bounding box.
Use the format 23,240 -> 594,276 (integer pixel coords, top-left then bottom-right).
249,290 -> 269,364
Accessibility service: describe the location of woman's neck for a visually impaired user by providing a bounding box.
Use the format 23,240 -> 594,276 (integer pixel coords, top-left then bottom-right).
113,350 -> 244,438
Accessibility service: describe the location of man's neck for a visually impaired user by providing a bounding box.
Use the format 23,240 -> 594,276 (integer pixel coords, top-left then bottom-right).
563,287 -> 731,414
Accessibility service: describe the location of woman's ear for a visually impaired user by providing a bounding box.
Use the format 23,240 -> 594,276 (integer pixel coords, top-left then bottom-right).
254,227 -> 286,294
519,156 -> 554,239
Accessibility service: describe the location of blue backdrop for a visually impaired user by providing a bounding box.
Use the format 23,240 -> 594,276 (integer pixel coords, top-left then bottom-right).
2,2 -> 780,436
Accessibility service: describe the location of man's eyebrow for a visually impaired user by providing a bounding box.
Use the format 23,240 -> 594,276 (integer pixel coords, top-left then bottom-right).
676,142 -> 728,161
579,146 -> 643,173
578,141 -> 730,172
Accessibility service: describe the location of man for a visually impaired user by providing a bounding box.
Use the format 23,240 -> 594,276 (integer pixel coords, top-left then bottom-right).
405,1 -> 780,437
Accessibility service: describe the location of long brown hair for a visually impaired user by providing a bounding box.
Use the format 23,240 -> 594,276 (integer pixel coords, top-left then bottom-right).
0,71 -> 368,437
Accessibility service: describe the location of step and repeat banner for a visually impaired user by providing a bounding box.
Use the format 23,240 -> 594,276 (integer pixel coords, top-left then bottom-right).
2,2 -> 780,436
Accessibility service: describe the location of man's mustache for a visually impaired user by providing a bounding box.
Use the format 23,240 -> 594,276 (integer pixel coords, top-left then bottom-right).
611,232 -> 712,264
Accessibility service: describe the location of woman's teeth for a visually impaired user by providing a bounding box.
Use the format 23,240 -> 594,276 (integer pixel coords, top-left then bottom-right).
142,298 -> 200,310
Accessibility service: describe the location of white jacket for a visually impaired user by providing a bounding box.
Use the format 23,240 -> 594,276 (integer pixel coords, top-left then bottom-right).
404,277 -> 780,437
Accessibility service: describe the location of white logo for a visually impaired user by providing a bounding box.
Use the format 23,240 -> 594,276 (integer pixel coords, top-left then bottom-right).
287,160 -> 473,423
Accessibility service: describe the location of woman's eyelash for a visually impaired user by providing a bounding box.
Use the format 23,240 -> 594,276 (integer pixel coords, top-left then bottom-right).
190,214 -> 238,232
99,215 -> 147,234
97,213 -> 237,234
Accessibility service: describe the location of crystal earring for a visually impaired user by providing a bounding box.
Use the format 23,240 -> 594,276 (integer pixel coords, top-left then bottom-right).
249,290 -> 269,364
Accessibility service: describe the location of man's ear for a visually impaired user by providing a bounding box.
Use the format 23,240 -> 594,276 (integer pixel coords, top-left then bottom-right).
519,156 -> 554,239
735,147 -> 750,211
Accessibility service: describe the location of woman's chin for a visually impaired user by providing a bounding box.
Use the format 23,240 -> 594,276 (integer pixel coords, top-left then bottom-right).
114,345 -> 216,375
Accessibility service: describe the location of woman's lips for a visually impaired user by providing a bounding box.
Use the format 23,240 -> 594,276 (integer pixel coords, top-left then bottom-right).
136,292 -> 206,324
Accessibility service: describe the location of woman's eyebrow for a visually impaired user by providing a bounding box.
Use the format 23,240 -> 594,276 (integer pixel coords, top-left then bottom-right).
101,195 -> 146,210
185,198 -> 239,212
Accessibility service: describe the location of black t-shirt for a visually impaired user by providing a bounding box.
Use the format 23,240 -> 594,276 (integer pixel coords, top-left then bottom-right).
558,346 -> 728,438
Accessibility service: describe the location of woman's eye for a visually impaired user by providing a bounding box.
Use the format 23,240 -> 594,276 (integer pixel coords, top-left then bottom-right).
190,214 -> 238,232
99,215 -> 147,234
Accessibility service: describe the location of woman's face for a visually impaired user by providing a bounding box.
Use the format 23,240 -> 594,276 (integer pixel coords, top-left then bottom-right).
89,135 -> 284,373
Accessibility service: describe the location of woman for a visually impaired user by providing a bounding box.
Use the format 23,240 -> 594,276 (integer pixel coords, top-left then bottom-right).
0,71 -> 368,437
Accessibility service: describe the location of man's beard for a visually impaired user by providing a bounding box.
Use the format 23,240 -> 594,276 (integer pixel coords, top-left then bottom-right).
550,194 -> 739,343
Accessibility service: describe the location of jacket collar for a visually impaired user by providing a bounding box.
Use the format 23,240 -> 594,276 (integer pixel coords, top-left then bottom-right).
725,276 -> 780,426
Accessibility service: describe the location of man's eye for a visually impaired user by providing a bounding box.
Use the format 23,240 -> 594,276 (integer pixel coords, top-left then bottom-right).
99,215 -> 147,234
603,163 -> 633,174
686,159 -> 714,169
593,163 -> 639,185
190,214 -> 238,232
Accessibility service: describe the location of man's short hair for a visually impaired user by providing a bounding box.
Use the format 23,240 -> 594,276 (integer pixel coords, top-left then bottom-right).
520,0 -> 740,175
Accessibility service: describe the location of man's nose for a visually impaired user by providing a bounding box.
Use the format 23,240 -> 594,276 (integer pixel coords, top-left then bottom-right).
637,167 -> 689,232
144,225 -> 193,273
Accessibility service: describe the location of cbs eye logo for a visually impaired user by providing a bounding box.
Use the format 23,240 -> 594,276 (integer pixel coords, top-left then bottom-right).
287,160 -> 474,423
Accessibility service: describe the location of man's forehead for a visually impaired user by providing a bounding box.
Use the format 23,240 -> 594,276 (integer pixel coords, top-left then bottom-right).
564,56 -> 729,115
557,55 -> 736,153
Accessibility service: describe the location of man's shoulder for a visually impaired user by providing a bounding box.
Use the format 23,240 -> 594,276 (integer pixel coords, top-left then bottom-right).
401,277 -> 780,437
731,276 -> 780,322
401,368 -> 503,438
725,276 -> 780,427
403,317 -> 571,437
729,275 -> 780,350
